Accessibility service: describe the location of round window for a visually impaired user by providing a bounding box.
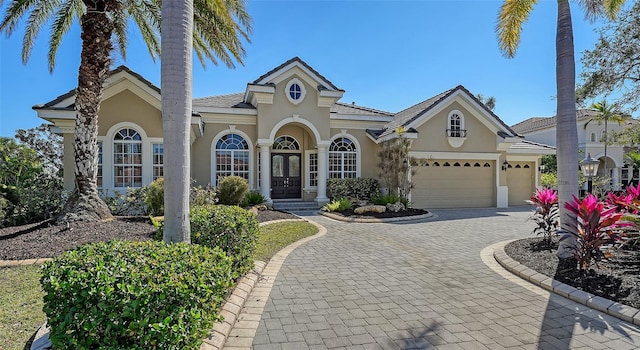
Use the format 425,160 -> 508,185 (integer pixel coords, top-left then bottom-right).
285,78 -> 306,104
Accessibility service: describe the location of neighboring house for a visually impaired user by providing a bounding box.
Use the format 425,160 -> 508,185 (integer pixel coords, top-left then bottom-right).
512,110 -> 636,189
34,57 -> 554,209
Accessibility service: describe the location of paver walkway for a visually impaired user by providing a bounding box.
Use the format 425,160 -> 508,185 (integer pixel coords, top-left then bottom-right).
228,208 -> 640,350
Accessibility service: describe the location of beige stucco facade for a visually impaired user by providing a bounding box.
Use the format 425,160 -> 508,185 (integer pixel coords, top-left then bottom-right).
35,58 -> 555,209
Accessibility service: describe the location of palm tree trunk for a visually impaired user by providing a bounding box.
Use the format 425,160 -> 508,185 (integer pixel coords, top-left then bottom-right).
58,9 -> 114,223
555,0 -> 580,260
161,0 -> 193,243
604,118 -> 608,189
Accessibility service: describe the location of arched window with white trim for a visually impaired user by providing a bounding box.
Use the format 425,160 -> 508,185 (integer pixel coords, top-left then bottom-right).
215,133 -> 249,184
113,128 -> 143,187
447,110 -> 466,137
273,136 -> 300,150
329,137 -> 357,178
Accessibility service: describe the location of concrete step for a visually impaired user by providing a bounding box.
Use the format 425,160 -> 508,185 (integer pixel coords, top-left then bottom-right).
272,201 -> 319,211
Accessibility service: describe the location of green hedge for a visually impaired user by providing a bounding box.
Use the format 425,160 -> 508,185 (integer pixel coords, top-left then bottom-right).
40,240 -> 233,349
191,204 -> 259,278
327,177 -> 380,201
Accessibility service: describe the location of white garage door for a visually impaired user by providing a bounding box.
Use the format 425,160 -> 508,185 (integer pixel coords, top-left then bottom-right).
507,162 -> 535,206
411,160 -> 495,209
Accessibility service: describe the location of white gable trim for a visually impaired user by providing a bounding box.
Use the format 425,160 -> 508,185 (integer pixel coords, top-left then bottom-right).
254,61 -> 338,91
406,89 -> 512,137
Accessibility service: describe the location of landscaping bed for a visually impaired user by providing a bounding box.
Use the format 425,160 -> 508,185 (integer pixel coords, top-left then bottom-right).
505,237 -> 640,309
325,208 -> 429,219
0,210 -> 299,260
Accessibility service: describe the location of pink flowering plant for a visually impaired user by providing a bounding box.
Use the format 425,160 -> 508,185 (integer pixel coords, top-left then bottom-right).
561,194 -> 631,271
526,188 -> 559,246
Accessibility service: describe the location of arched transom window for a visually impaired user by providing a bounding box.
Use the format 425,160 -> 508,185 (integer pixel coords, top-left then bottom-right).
113,128 -> 142,187
215,133 -> 249,184
329,137 -> 357,179
273,136 -> 300,150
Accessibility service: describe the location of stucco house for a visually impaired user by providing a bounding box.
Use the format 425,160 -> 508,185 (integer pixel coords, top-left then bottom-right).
34,57 -> 554,209
512,110 -> 637,189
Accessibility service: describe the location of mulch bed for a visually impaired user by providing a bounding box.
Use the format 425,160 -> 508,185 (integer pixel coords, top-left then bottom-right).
0,210 -> 299,261
328,208 -> 429,219
505,238 -> 640,309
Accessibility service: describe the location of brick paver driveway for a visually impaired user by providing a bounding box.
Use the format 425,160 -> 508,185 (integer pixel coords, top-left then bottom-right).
241,208 -> 640,349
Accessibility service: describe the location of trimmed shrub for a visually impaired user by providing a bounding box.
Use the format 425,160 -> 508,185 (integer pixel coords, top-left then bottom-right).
101,188 -> 148,216
40,240 -> 233,349
1,175 -> 64,227
190,184 -> 218,206
327,178 -> 380,201
216,176 -> 249,206
242,191 -> 266,207
145,177 -> 164,216
322,198 -> 352,212
191,204 -> 259,278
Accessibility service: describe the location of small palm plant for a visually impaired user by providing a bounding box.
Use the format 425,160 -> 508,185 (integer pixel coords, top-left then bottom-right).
560,194 -> 630,271
526,188 -> 559,248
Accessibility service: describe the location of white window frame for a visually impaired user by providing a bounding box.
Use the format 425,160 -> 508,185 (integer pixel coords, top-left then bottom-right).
152,143 -> 164,181
304,150 -> 319,191
101,122 -> 162,192
113,128 -> 144,188
328,134 -> 361,179
97,141 -> 103,189
284,78 -> 306,105
448,110 -> 465,137
211,130 -> 254,188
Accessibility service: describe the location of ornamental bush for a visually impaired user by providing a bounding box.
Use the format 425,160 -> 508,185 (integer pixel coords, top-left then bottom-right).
327,178 -> 380,201
216,176 -> 250,206
190,204 -> 259,278
322,198 -> 352,212
145,177 -> 164,216
40,240 -> 233,349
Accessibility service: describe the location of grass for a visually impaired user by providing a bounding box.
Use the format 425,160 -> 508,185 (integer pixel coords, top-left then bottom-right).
0,265 -> 45,350
253,221 -> 318,262
0,220 -> 318,349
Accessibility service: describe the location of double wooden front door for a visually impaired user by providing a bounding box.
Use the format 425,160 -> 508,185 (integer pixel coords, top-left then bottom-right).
271,153 -> 301,199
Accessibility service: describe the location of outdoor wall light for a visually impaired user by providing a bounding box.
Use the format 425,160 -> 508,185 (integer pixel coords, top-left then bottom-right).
580,153 -> 600,194
538,164 -> 546,172
501,160 -> 509,171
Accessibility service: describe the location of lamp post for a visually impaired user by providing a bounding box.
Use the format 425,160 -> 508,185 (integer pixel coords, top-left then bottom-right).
580,153 -> 600,194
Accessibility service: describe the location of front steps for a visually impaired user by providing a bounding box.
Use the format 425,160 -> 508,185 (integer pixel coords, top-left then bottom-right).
272,201 -> 320,212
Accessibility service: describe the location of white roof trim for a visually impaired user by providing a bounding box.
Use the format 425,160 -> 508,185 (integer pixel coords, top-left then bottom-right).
254,60 -> 338,92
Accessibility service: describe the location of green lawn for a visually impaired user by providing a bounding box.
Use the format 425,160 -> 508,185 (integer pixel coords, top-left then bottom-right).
0,264 -> 44,350
253,221 -> 318,262
0,221 -> 318,349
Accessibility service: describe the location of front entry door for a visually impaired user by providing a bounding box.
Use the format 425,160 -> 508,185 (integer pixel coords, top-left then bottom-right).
271,153 -> 301,199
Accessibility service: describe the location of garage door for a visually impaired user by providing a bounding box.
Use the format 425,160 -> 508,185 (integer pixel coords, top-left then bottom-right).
411,160 -> 495,209
507,162 -> 535,206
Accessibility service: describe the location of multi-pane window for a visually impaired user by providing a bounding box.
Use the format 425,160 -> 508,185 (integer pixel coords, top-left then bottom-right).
329,137 -> 357,179
308,152 -> 318,187
113,128 -> 142,187
289,84 -> 302,100
97,141 -> 103,188
449,113 -> 464,137
152,143 -> 164,180
215,133 -> 249,184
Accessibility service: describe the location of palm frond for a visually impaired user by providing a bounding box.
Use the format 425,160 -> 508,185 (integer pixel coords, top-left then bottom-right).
496,0 -> 538,58
603,0 -> 625,20
111,5 -> 128,60
21,0 -> 59,65
47,0 -> 82,72
0,0 -> 41,35
123,0 -> 160,61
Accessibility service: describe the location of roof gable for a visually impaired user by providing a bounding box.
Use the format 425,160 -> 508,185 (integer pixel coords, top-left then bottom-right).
252,57 -> 343,92
33,65 -> 161,111
373,85 -> 518,141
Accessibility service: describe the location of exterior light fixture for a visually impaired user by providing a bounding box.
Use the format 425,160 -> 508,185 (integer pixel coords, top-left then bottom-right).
501,160 -> 509,171
538,164 -> 546,172
580,153 -> 600,194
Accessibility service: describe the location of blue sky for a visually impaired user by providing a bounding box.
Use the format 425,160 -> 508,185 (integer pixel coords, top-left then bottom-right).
0,0 -> 618,137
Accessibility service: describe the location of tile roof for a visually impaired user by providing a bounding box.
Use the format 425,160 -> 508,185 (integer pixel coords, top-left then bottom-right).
509,139 -> 556,151
375,85 -> 518,139
511,109 -> 601,134
331,102 -> 393,117
252,57 -> 341,91
34,65 -> 160,110
192,93 -> 254,109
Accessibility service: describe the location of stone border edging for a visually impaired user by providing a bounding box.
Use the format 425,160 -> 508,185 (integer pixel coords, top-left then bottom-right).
492,239 -> 640,327
219,217 -> 327,348
320,210 -> 434,223
0,258 -> 52,267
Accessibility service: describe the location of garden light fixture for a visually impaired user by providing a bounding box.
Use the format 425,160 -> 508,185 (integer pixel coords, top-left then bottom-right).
580,153 -> 600,194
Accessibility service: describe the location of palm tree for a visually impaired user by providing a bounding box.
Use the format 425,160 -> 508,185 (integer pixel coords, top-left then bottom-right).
496,0 -> 625,259
476,94 -> 497,111
584,99 -> 626,189
0,0 -> 250,225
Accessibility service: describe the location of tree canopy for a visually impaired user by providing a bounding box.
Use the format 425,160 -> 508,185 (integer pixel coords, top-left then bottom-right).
578,1 -> 640,112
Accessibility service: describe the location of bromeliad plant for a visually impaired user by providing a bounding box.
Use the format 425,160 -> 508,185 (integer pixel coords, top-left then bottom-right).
560,194 -> 631,271
526,188 -> 559,247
